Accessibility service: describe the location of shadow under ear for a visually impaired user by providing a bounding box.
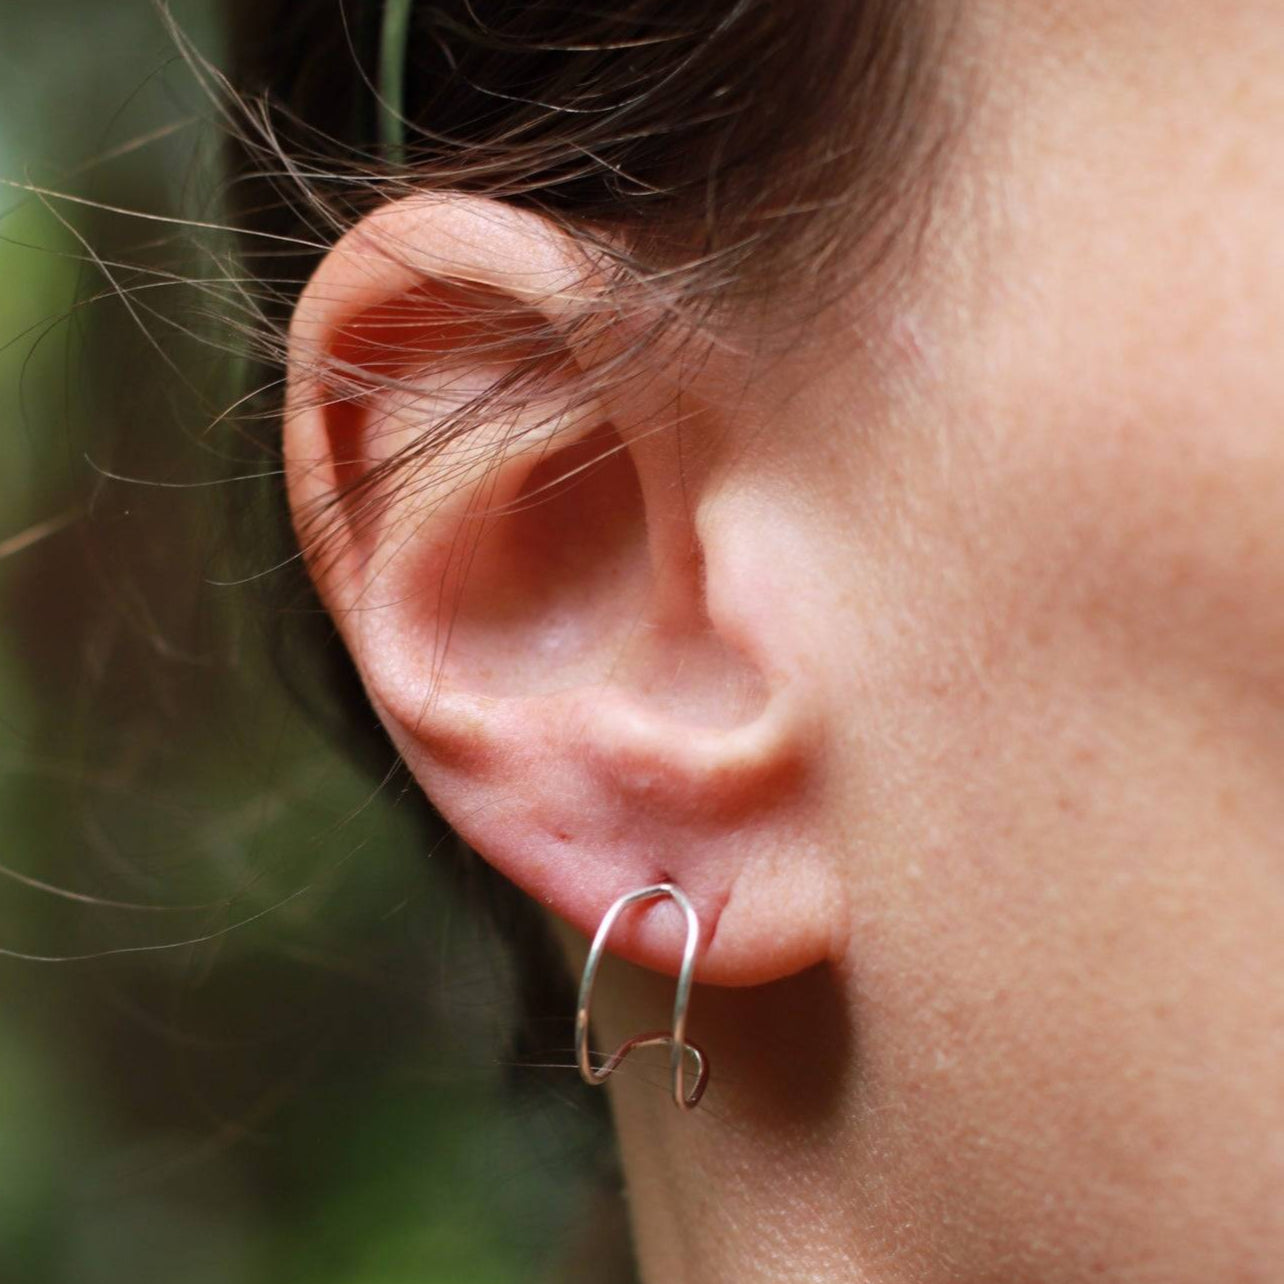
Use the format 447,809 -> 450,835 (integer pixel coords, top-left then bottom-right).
701,962 -> 856,1133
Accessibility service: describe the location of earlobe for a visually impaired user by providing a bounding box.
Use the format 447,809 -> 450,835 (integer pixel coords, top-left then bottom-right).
284,194 -> 839,987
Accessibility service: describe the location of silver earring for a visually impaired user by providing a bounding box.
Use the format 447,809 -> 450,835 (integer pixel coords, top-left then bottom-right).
575,882 -> 709,1111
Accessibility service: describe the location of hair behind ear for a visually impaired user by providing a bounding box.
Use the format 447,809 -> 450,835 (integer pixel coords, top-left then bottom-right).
221,0 -> 945,323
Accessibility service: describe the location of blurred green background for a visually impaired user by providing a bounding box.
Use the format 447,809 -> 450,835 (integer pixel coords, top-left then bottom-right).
0,2 -> 628,1280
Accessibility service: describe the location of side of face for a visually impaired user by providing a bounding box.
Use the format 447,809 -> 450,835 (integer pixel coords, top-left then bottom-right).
752,2 -> 1284,1274
283,3 -> 1284,1278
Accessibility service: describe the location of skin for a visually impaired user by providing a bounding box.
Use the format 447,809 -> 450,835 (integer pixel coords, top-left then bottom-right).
284,1 -> 1284,1279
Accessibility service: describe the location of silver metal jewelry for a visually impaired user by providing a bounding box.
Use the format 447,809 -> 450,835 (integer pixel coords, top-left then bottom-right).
575,882 -> 709,1111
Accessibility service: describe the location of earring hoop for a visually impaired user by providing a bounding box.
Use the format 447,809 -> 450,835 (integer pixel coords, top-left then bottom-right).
575,882 -> 709,1111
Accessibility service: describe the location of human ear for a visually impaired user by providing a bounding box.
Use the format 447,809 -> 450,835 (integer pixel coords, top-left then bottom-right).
284,194 -> 838,986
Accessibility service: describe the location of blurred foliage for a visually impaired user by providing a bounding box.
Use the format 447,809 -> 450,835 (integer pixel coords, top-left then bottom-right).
0,2 -> 629,1280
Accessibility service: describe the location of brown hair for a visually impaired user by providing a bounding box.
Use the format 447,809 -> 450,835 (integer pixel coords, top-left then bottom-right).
224,0 -> 944,309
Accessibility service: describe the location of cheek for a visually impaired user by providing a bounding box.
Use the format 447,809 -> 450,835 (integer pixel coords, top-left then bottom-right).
940,2 -> 1284,715
833,408 -> 1284,1273
768,129 -> 1284,1275
781,381 -> 1284,1272
741,15 -> 1284,1273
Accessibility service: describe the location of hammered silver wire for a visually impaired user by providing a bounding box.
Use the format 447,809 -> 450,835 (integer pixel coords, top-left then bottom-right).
575,882 -> 708,1110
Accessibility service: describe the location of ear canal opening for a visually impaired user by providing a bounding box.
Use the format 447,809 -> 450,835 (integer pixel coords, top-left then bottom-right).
441,421 -> 770,732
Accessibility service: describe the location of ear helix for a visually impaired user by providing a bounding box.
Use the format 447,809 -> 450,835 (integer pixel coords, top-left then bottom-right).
575,882 -> 709,1111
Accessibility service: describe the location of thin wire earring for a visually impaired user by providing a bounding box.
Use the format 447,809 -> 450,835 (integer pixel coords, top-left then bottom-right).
575,882 -> 709,1111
